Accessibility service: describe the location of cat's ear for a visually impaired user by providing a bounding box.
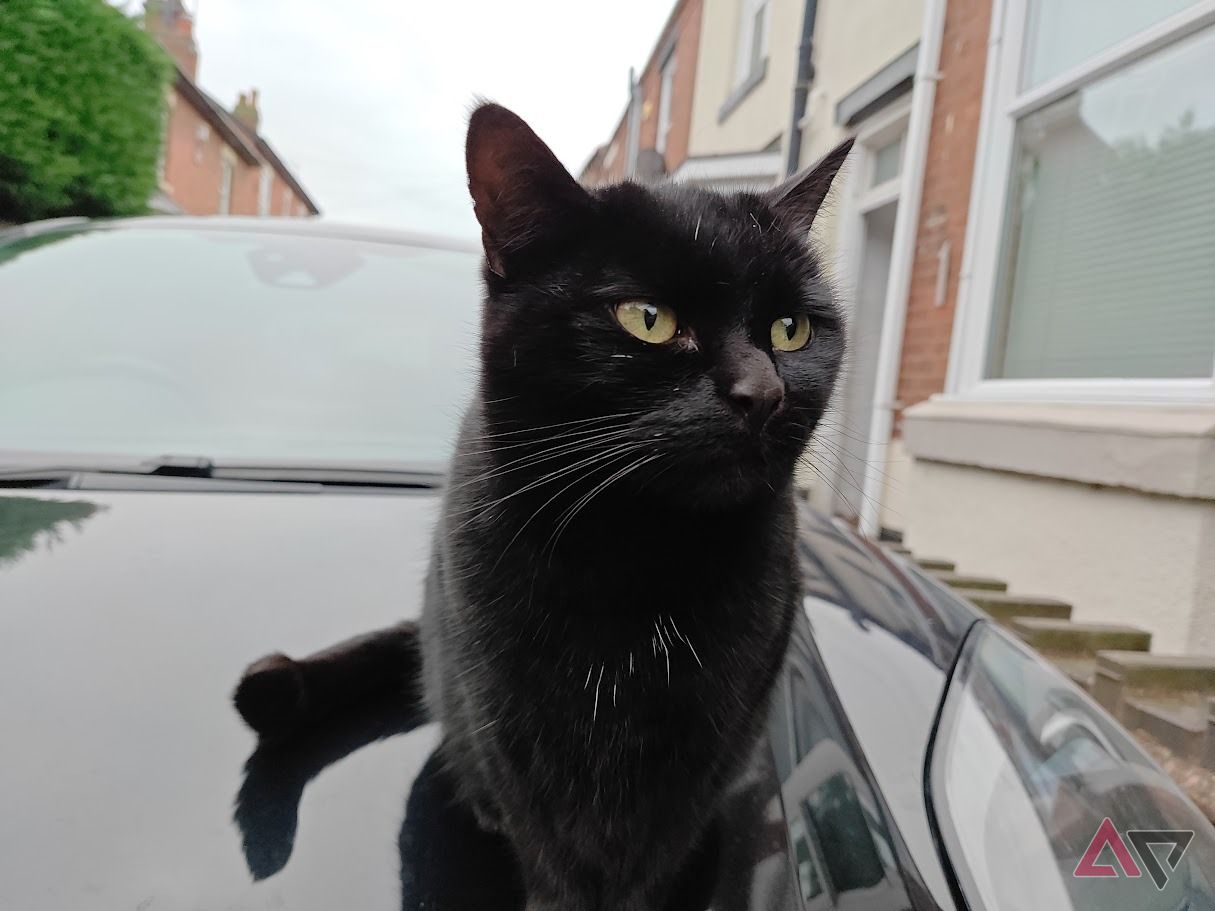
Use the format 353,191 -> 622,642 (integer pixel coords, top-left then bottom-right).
763,137 -> 855,233
466,103 -> 590,277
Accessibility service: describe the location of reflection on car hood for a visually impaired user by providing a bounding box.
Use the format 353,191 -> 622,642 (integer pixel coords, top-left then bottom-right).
0,489 -> 441,909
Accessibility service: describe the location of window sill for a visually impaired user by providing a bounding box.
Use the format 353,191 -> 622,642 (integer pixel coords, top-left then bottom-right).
901,398 -> 1215,500
718,59 -> 768,123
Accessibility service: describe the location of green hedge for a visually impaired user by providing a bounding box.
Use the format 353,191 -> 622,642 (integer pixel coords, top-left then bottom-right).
0,0 -> 172,222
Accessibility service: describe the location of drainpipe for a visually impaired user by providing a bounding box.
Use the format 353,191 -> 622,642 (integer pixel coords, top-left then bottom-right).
857,0 -> 949,538
625,67 -> 642,179
783,0 -> 820,177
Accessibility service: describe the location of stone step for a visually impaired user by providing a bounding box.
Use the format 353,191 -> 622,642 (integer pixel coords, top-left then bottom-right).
1092,652 -> 1215,725
953,589 -> 1072,624
915,557 -> 956,572
879,527 -> 904,544
1050,655 -> 1098,692
1096,652 -> 1215,694
1124,697 -> 1209,762
1010,618 -> 1151,656
929,571 -> 1008,592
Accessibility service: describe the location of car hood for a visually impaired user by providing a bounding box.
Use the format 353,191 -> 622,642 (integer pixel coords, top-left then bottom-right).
0,489 -> 443,909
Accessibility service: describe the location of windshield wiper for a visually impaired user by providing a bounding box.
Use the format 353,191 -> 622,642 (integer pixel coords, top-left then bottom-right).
0,455 -> 445,492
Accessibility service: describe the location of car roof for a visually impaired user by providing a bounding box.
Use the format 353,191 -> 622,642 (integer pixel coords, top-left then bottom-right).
0,215 -> 483,256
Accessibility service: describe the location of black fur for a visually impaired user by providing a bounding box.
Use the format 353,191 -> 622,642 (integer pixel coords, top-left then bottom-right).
234,103 -> 850,911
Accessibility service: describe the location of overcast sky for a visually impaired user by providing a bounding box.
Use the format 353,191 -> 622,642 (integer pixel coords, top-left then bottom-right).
179,1 -> 671,237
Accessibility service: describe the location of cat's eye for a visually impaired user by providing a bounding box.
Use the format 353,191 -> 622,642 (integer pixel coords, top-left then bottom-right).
771,315 -> 813,352
615,301 -> 678,344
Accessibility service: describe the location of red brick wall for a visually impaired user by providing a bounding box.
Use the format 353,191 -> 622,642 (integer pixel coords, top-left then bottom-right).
580,0 -> 702,185
636,0 -> 701,173
584,115 -> 632,186
162,93 -> 231,214
895,0 -> 992,423
161,90 -> 310,216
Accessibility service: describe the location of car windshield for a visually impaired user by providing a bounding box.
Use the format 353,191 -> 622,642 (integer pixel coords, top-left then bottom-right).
929,623 -> 1215,911
0,225 -> 481,467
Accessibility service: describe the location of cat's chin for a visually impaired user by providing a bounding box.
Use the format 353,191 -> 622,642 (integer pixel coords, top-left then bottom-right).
654,447 -> 797,511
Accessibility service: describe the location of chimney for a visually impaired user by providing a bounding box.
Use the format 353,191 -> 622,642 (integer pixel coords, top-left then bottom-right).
145,0 -> 198,80
233,88 -> 261,133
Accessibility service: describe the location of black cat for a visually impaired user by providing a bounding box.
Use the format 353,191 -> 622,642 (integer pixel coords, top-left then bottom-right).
234,103 -> 850,911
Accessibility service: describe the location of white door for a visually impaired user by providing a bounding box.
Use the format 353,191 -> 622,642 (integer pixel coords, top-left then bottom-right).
819,108 -> 909,523
829,200 -> 897,521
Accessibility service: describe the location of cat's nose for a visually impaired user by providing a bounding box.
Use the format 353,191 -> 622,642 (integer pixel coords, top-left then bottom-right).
729,373 -> 785,430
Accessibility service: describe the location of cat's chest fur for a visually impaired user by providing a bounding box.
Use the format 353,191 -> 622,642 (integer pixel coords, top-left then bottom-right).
428,431 -> 800,812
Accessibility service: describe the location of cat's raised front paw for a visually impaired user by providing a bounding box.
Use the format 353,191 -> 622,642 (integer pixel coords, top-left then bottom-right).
233,652 -> 309,738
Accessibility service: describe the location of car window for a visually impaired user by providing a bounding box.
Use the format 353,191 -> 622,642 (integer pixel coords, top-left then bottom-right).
0,227 -> 481,465
930,623 -> 1215,911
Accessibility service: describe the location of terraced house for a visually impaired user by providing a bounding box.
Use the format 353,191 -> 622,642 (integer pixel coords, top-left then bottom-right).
144,0 -> 318,218
582,0 -> 1214,660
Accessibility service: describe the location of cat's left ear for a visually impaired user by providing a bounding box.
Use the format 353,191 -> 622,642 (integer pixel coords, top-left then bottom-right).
763,137 -> 855,233
466,103 -> 591,277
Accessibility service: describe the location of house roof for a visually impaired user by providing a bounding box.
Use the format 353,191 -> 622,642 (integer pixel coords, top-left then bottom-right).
173,67 -> 320,215
173,68 -> 260,164
232,122 -> 321,215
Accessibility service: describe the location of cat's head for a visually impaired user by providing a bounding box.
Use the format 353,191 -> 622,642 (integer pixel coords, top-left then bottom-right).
466,103 -> 850,509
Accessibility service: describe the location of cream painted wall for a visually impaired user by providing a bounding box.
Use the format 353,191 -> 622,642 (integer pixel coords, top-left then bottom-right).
797,0 -> 924,170
798,0 -> 923,255
903,459 -> 1215,655
687,0 -> 802,158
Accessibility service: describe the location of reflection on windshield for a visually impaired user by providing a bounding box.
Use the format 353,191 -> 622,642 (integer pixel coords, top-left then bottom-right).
931,625 -> 1215,911
0,496 -> 103,567
0,227 -> 481,464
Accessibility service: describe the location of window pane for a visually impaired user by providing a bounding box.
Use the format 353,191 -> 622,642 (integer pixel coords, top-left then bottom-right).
1023,0 -> 1199,88
871,134 -> 903,187
989,27 -> 1215,380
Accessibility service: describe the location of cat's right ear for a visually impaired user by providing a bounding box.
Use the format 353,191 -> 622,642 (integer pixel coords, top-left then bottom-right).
466,103 -> 590,277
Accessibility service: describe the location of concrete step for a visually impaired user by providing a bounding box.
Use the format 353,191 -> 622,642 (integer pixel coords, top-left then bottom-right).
915,557 -> 956,572
1092,652 -> 1215,727
930,571 -> 1008,592
1125,697 -> 1209,762
954,589 -> 1072,624
1051,655 -> 1099,692
1010,618 -> 1151,656
1133,723 -> 1215,821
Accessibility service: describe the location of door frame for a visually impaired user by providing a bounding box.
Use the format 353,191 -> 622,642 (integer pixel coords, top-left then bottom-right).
826,97 -> 912,521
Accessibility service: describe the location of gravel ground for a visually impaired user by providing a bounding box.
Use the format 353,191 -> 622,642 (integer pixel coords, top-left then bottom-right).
1134,728 -> 1215,823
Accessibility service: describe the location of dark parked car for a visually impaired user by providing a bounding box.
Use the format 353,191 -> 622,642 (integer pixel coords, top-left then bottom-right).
1,218 -> 1213,910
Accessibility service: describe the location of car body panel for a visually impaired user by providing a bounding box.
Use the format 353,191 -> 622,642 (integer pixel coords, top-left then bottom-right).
0,489 -> 437,909
0,488 -> 806,910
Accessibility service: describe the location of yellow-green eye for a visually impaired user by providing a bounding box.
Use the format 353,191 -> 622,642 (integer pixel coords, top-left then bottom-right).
615,301 -> 678,344
771,315 -> 813,352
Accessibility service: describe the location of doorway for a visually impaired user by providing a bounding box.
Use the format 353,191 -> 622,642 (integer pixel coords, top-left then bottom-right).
821,103 -> 909,523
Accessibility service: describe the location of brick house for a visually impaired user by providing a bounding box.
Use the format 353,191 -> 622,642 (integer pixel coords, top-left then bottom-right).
580,0 -> 703,186
145,0 -> 318,217
584,0 -> 1215,653
880,0 -> 1215,654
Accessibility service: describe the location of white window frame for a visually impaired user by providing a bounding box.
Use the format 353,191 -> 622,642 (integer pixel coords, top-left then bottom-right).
834,97 -> 912,313
257,165 -> 273,216
218,152 -> 234,216
946,0 -> 1215,405
656,46 -> 677,156
734,0 -> 771,88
